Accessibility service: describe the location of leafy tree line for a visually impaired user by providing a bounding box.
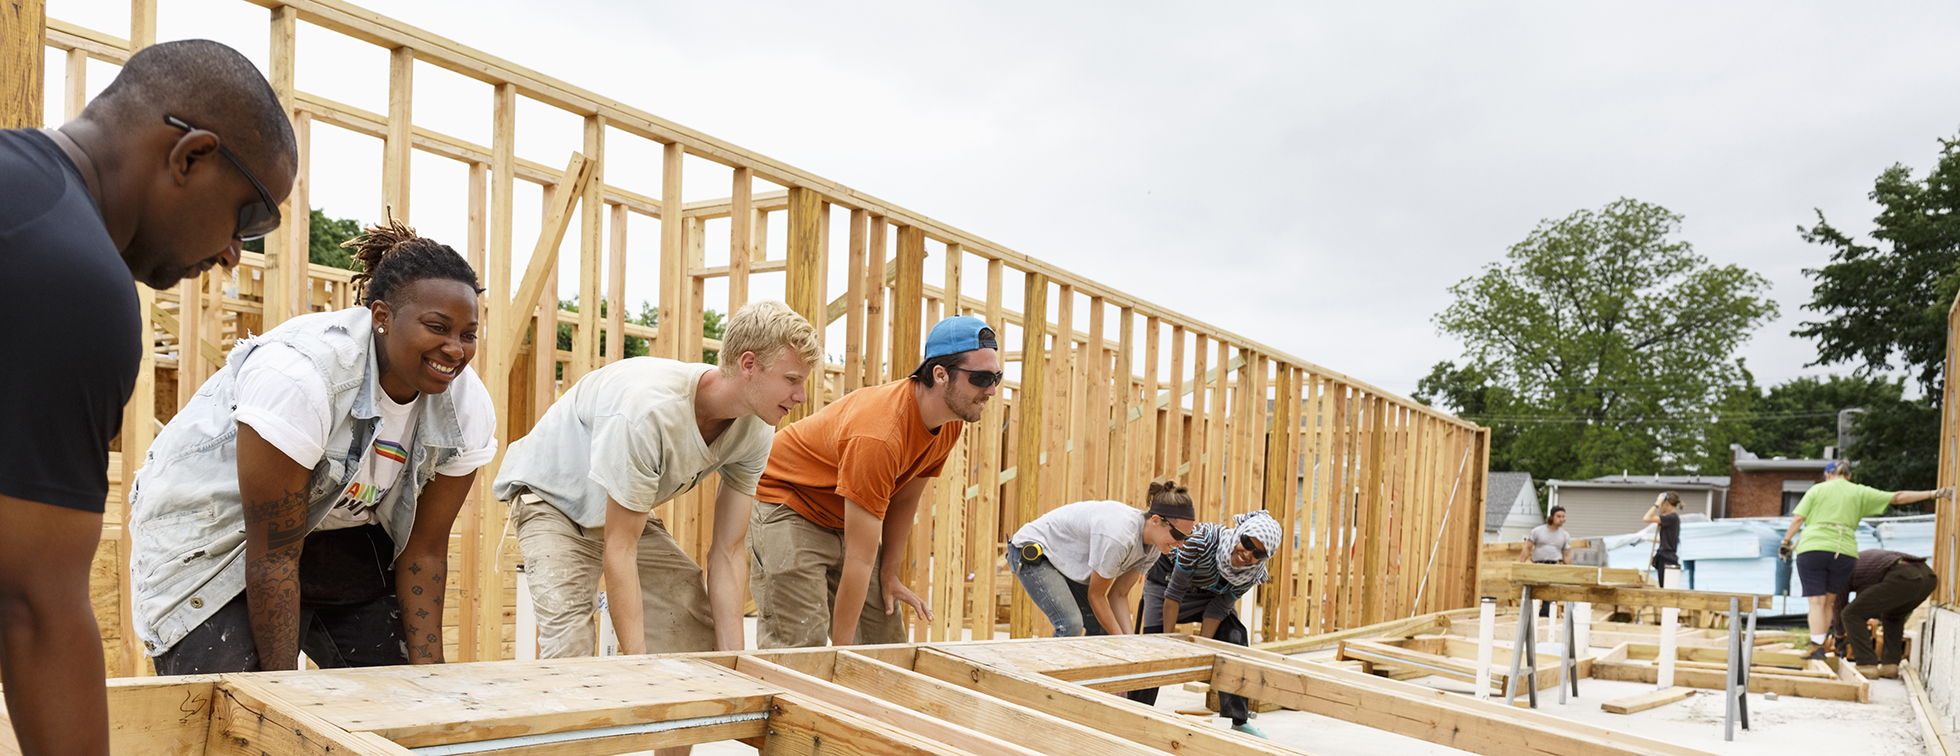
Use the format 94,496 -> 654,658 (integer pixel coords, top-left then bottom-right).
1420,131 -> 1960,493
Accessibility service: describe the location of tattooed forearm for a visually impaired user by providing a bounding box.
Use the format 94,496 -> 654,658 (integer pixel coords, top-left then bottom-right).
398,557 -> 449,665
242,486 -> 309,671
245,488 -> 310,551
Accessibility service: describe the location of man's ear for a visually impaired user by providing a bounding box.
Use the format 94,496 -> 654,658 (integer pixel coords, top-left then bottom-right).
166,129 -> 222,188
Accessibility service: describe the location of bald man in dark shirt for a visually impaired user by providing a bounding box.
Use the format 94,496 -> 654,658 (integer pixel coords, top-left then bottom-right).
0,38 -> 295,755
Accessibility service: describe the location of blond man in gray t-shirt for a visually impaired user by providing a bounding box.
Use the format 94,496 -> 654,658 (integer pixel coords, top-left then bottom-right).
493,301 -> 819,685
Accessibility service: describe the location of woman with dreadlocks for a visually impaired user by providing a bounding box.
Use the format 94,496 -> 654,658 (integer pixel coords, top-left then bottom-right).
128,220 -> 496,674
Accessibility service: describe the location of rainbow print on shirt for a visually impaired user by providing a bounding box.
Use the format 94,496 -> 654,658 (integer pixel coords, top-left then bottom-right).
374,439 -> 409,464
339,482 -> 384,508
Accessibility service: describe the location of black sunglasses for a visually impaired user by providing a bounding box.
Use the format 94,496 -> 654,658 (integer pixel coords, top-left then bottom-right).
1240,534 -> 1269,560
947,367 -> 1005,389
1167,520 -> 1190,542
164,114 -> 282,241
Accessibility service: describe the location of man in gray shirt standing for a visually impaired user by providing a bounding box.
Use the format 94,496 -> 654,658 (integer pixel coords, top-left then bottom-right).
1519,505 -> 1572,616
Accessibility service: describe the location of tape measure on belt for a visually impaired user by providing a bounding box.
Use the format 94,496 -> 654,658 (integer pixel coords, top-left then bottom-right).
1018,542 -> 1045,561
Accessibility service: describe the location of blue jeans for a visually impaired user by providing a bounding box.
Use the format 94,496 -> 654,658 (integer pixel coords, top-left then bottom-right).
1011,546 -> 1107,637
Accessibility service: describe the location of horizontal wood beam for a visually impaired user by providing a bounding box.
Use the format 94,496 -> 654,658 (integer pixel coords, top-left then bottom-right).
763,695 -> 984,756
1199,640 -> 1714,756
292,90 -> 662,217
910,648 -> 1306,756
830,652 -> 1163,756
735,657 -> 1040,756
1524,585 -> 1771,613
684,189 -> 790,220
44,18 -> 128,63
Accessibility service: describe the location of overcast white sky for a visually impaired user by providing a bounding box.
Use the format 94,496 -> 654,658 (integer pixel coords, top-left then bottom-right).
46,1 -> 1960,402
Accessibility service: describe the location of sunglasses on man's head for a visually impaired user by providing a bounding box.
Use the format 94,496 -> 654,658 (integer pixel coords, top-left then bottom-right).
1240,534 -> 1268,560
947,367 -> 1004,388
164,114 -> 282,241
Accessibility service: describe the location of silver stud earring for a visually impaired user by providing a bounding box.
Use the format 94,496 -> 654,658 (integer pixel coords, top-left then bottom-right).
378,327 -> 386,334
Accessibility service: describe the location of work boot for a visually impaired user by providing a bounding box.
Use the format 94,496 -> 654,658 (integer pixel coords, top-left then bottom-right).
1231,722 -> 1269,739
1855,664 -> 1881,678
1880,664 -> 1899,679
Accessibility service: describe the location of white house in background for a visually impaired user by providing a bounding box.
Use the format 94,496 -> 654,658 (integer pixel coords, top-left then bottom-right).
1544,474 -> 1730,540
1484,472 -> 1543,542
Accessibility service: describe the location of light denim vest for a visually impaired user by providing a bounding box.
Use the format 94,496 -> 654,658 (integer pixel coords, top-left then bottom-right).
128,306 -> 466,655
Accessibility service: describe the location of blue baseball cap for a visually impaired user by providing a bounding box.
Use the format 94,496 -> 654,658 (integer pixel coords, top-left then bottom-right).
922,316 -> 997,361
1825,459 -> 1850,475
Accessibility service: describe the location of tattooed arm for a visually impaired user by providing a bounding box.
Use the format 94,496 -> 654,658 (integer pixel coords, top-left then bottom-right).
398,472 -> 475,664
236,423 -> 315,672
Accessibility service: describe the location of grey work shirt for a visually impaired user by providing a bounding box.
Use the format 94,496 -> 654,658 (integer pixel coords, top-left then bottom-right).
1526,524 -> 1571,562
491,357 -> 773,527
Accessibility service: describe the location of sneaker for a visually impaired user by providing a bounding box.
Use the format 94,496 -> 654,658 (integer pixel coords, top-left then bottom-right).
1231,722 -> 1269,739
1803,646 -> 1828,662
1880,664 -> 1899,679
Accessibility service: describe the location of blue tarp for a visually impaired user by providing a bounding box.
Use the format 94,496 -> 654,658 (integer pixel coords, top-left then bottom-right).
1600,514 -> 1933,617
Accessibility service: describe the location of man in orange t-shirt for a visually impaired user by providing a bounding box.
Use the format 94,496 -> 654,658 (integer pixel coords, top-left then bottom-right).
750,316 -> 1001,647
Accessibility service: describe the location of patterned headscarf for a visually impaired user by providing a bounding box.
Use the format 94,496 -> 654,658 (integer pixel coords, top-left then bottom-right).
1215,510 -> 1281,587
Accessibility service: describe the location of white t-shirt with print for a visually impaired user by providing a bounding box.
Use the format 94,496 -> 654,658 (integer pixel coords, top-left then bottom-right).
1009,500 -> 1158,584
231,342 -> 498,531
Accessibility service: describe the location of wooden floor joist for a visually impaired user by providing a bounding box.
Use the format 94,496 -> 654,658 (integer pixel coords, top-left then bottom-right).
12,633 -> 1739,756
1185,635 -> 1712,756
1591,642 -> 1869,703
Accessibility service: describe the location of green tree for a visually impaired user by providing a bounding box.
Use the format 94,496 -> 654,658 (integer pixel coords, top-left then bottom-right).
1731,375 -> 1902,460
1792,131 -> 1960,493
243,208 -> 363,270
1427,198 -> 1778,481
1795,134 -> 1960,394
553,298 -> 726,378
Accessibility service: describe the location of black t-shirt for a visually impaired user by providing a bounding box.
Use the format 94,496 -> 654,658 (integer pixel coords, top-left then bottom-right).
1655,512 -> 1681,562
0,129 -> 141,513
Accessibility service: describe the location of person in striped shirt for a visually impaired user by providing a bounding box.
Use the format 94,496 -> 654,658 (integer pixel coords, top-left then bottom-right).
1127,503 -> 1282,738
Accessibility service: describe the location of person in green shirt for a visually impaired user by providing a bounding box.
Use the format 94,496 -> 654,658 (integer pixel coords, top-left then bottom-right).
1778,460 -> 1949,659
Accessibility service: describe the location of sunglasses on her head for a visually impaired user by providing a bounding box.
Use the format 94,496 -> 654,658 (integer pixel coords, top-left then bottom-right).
164,114 -> 282,241
1239,534 -> 1268,560
947,367 -> 1005,389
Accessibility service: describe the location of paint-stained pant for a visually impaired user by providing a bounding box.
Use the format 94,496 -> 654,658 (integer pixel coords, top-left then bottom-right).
748,499 -> 904,649
1011,547 -> 1109,637
512,493 -> 717,658
153,524 -> 406,674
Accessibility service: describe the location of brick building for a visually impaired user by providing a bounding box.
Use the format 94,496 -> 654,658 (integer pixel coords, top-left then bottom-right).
1726,444 -> 1830,518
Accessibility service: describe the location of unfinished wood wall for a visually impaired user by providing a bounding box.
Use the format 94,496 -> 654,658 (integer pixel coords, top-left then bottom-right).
29,0 -> 1490,676
1940,292 -> 1959,606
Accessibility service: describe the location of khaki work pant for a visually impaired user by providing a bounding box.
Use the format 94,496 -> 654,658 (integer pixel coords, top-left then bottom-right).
747,499 -> 904,648
511,494 -> 716,658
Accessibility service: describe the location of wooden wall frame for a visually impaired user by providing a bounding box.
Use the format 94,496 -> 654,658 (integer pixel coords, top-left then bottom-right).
29,0 -> 1492,675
